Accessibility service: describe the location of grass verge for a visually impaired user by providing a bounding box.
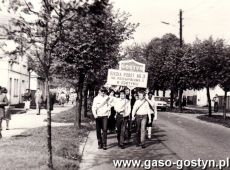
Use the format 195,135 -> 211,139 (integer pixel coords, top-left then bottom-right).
197,115 -> 230,128
51,106 -> 95,124
0,106 -> 95,170
0,125 -> 93,170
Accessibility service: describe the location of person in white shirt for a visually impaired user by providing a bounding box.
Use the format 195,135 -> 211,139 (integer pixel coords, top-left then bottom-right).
92,87 -> 110,150
112,90 -> 131,149
35,88 -> 43,115
146,91 -> 157,139
132,90 -> 151,148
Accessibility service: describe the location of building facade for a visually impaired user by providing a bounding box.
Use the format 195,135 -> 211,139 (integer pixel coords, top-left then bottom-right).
0,40 -> 29,104
0,39 -> 45,105
184,85 -> 230,110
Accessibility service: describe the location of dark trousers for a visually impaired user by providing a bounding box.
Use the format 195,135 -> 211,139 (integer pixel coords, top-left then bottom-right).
108,107 -> 116,132
116,114 -> 127,146
0,118 -> 2,131
96,116 -> 108,147
214,102 -> 218,112
136,115 -> 148,145
127,115 -> 132,140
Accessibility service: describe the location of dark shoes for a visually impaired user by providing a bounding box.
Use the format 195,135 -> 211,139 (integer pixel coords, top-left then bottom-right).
120,145 -> 125,149
141,145 -> 146,149
36,113 -> 40,115
98,143 -> 107,150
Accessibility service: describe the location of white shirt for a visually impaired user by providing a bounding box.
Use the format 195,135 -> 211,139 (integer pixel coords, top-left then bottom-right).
132,99 -> 151,118
92,94 -> 110,118
112,98 -> 131,117
146,96 -> 158,120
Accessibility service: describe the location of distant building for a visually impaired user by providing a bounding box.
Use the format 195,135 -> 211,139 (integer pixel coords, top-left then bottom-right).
0,38 -> 29,104
30,71 -> 45,94
184,85 -> 230,110
0,38 -> 45,105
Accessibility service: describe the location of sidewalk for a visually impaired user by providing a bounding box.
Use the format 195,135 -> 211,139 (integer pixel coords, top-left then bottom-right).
1,104 -> 73,138
79,130 -> 179,170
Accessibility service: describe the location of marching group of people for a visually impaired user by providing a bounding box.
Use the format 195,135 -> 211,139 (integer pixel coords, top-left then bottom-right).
92,86 -> 157,150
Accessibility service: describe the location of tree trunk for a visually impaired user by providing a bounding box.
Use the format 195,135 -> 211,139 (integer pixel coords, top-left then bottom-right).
75,72 -> 85,129
206,86 -> 212,116
170,89 -> 174,109
163,90 -> 165,97
223,90 -> 227,119
156,90 -> 159,96
178,89 -> 183,112
83,84 -> 88,118
45,77 -> 53,169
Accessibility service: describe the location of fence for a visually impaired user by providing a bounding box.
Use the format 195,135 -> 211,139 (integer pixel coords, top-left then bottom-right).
218,96 -> 230,111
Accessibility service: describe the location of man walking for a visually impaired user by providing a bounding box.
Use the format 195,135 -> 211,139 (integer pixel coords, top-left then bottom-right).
92,87 -> 110,150
132,90 -> 151,148
113,90 -> 131,149
35,88 -> 43,115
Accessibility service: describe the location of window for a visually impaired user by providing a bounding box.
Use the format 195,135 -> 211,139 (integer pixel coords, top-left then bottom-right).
14,78 -> 19,97
9,78 -> 12,101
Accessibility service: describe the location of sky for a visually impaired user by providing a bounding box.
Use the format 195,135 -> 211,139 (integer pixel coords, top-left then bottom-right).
110,0 -> 230,45
1,0 -> 230,46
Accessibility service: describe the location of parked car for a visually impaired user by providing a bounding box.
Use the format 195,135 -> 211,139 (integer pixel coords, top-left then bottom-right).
154,97 -> 167,111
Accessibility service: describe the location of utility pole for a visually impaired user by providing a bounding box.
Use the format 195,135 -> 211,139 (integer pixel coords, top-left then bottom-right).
179,9 -> 183,48
178,9 -> 183,112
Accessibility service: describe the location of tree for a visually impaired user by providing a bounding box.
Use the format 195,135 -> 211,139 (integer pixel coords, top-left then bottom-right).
1,0 -> 82,168
55,0 -> 138,128
219,46 -> 230,119
145,33 -> 180,108
192,37 -> 225,116
122,43 -> 146,63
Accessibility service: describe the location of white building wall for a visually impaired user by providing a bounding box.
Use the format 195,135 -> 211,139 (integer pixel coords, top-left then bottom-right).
0,40 -> 29,105
185,85 -> 230,107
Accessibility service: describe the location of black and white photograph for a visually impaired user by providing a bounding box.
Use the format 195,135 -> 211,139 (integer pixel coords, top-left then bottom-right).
0,0 -> 230,169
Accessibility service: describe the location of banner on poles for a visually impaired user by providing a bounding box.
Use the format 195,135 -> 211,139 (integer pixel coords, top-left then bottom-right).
107,69 -> 148,88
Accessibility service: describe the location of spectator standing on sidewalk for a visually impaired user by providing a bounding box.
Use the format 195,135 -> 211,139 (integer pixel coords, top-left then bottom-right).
92,87 -> 110,150
112,90 -> 131,149
2,87 -> 10,130
0,87 -> 9,138
132,90 -> 151,148
146,91 -> 157,139
70,92 -> 77,105
213,94 -> 219,112
23,89 -> 32,112
59,91 -> 66,106
35,88 -> 43,115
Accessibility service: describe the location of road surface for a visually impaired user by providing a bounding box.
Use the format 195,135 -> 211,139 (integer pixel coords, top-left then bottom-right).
80,111 -> 230,170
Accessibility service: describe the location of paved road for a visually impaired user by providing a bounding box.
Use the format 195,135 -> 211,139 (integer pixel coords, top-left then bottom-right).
1,105 -> 73,138
80,112 -> 230,170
